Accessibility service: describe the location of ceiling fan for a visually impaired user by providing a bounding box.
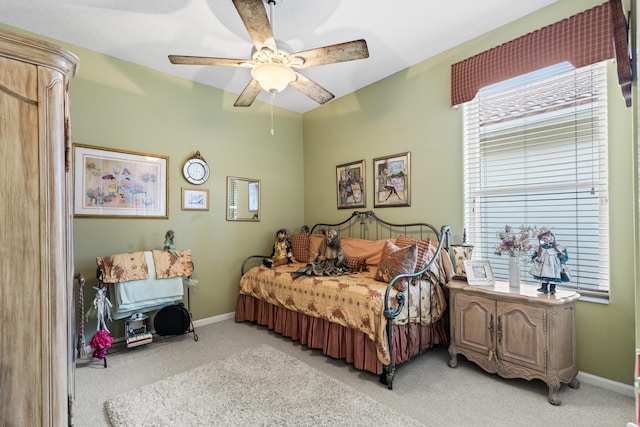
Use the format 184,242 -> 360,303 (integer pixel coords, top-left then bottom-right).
168,0 -> 369,107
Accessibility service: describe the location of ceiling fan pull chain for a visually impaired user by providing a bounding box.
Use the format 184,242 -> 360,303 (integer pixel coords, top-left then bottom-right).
270,92 -> 275,136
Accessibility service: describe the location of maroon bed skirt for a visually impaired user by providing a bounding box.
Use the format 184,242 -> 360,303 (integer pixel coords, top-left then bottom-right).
235,294 -> 447,375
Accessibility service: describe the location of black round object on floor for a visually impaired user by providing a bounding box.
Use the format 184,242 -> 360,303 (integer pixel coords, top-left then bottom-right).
153,303 -> 190,336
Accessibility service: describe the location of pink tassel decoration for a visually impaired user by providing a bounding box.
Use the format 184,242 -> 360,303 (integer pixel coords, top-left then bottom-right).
90,330 -> 114,359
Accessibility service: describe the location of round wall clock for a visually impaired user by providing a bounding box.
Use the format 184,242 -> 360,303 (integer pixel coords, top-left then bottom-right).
182,151 -> 210,185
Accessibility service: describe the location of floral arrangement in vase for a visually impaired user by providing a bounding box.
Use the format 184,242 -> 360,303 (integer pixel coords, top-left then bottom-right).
494,224 -> 538,258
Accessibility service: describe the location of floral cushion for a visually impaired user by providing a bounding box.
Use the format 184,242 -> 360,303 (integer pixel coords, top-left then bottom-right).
96,251 -> 149,283
289,233 -> 310,263
373,240 -> 418,291
151,249 -> 193,279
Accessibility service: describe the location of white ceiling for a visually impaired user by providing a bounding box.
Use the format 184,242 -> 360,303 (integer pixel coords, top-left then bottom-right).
2,0 -> 557,113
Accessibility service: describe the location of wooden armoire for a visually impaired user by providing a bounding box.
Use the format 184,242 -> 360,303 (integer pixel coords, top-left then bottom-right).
0,28 -> 78,425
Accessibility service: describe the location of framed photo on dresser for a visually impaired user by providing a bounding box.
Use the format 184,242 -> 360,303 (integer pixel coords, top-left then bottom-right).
463,259 -> 495,286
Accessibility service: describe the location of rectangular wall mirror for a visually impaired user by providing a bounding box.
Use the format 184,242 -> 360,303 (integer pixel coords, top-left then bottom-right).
226,176 -> 260,221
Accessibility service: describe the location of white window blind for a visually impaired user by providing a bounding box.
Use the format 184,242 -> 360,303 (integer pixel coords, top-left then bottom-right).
228,178 -> 238,219
463,61 -> 609,298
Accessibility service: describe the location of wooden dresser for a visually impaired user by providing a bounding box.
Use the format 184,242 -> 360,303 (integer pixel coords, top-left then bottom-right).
0,28 -> 78,425
446,279 -> 580,405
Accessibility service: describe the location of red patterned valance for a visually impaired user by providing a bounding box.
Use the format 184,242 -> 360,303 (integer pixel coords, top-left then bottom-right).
451,0 -> 631,107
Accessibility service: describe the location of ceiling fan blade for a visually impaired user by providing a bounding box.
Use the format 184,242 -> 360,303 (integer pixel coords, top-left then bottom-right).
289,72 -> 335,105
291,39 -> 369,69
234,79 -> 263,107
232,0 -> 276,51
168,55 -> 251,67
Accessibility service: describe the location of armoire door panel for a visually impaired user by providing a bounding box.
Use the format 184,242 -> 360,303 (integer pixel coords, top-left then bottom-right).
0,55 -> 38,101
0,27 -> 77,427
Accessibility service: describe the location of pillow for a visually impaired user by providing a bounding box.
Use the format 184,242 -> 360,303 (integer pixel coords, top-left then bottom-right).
395,235 -> 432,277
340,236 -> 395,266
374,240 -> 418,292
289,233 -> 310,263
308,234 -> 325,262
344,255 -> 368,272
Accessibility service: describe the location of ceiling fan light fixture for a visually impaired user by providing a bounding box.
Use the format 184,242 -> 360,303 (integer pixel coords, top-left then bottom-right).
169,0 -> 368,107
251,62 -> 295,93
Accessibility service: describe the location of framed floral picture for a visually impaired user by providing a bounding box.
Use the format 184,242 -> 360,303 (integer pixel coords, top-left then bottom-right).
336,159 -> 366,209
373,152 -> 410,207
73,144 -> 168,218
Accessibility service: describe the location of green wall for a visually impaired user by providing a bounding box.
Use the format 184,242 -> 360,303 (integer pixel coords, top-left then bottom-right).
69,49 -> 307,325
70,51 -> 307,321
71,57 -> 307,331
303,0 -> 637,385
1,0 -> 636,386
0,23 -> 307,335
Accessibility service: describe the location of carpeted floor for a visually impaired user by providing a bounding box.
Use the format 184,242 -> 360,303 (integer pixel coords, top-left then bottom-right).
74,319 -> 635,426
104,344 -> 423,426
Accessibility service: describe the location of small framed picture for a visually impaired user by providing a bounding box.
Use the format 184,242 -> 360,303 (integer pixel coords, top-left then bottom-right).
181,188 -> 209,211
373,152 -> 410,207
336,159 -> 366,209
463,259 -> 495,286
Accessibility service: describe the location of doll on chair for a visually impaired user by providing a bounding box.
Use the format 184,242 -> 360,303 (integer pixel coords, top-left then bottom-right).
263,229 -> 296,268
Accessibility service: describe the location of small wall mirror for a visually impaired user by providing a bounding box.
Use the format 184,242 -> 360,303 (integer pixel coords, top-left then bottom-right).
226,176 -> 260,221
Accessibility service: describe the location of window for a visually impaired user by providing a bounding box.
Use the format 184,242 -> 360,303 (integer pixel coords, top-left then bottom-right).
463,61 -> 609,299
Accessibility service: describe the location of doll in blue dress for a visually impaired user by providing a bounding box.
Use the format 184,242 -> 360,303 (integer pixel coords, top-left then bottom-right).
529,228 -> 569,295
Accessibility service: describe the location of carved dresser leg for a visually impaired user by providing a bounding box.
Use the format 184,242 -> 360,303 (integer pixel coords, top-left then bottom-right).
547,378 -> 561,406
568,376 -> 581,389
448,346 -> 458,368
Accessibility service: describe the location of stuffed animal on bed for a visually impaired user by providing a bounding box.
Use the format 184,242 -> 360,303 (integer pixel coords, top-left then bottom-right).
291,228 -> 350,278
263,229 -> 296,268
313,228 -> 345,267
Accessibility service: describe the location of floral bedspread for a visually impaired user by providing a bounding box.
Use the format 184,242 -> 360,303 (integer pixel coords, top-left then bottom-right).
239,263 -> 446,365
151,249 -> 193,279
97,249 -> 193,283
97,251 -> 149,283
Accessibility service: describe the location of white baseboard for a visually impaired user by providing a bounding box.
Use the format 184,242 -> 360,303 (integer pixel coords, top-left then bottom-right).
577,371 -> 635,398
192,311 -> 235,327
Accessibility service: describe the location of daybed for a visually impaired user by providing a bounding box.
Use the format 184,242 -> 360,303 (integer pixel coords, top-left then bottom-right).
235,211 -> 453,388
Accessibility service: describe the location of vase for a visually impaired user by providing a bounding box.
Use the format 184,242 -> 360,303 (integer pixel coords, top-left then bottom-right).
508,255 -> 520,288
